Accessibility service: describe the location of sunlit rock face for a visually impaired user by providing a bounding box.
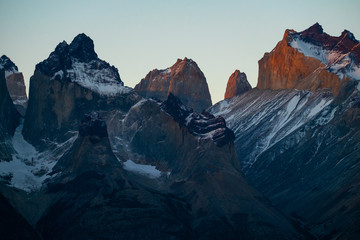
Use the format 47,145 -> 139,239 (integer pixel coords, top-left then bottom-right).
224,70 -> 252,99
257,23 -> 360,95
134,58 -> 212,112
0,55 -> 27,116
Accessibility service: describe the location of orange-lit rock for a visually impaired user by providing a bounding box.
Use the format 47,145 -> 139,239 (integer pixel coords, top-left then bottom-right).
135,58 -> 212,112
224,70 -> 251,99
257,23 -> 360,95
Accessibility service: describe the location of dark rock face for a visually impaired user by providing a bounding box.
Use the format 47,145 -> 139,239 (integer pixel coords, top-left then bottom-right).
224,70 -> 252,99
23,106 -> 301,240
36,34 -> 110,80
299,23 -> 359,56
0,69 -> 20,162
134,58 -> 212,112
0,70 -> 19,136
257,23 -> 360,95
161,93 -> 234,147
79,112 -> 108,138
210,85 -> 360,239
23,34 -> 141,148
0,55 -> 19,72
0,194 -> 40,240
0,69 -> 20,161
0,55 -> 27,116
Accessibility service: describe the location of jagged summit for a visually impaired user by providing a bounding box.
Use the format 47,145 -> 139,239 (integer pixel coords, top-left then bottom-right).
0,55 -> 28,116
291,23 -> 359,56
258,23 -> 360,94
135,57 -> 212,112
68,33 -> 98,62
306,22 -> 323,34
35,33 -> 126,96
224,70 -> 251,99
0,55 -> 19,73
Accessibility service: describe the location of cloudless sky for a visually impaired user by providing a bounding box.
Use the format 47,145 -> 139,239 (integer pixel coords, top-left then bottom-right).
1,0 -> 359,104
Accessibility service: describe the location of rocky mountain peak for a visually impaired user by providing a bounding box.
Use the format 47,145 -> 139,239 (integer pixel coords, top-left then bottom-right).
171,57 -> 198,73
306,22 -> 324,34
0,55 -> 28,116
34,33 -> 125,97
68,33 -> 98,62
36,33 -> 102,76
224,70 -> 252,99
0,55 -> 18,73
258,23 -> 360,94
135,57 -> 212,112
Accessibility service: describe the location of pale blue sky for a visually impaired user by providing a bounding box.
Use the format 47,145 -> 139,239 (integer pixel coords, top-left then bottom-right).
1,0 -> 359,103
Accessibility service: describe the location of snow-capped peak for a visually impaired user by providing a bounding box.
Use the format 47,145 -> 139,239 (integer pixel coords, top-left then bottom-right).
36,34 -> 128,96
0,55 -> 19,77
288,25 -> 360,81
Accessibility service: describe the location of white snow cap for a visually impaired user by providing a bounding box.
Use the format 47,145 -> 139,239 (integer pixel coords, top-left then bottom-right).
289,31 -> 360,81
123,159 -> 169,179
65,60 -> 131,96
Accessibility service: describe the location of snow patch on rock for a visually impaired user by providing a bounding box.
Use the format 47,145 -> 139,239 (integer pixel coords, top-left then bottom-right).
290,37 -> 360,81
65,60 -> 131,96
123,159 -> 169,179
0,122 -> 77,192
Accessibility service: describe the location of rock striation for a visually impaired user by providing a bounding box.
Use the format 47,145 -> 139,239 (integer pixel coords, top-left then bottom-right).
257,23 -> 360,95
134,58 -> 212,112
224,70 -> 251,99
0,55 -> 28,116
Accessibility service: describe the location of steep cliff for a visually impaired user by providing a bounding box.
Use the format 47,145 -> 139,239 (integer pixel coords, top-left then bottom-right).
0,55 -> 28,116
0,69 -> 20,161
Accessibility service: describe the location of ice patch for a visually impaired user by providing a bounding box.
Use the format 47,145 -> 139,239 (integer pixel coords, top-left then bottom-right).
123,159 -> 168,179
308,99 -> 332,118
51,59 -> 132,96
290,37 -> 360,81
286,94 -> 300,114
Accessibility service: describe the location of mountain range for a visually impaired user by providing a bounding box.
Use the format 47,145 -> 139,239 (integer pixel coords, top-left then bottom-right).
0,23 -> 359,240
